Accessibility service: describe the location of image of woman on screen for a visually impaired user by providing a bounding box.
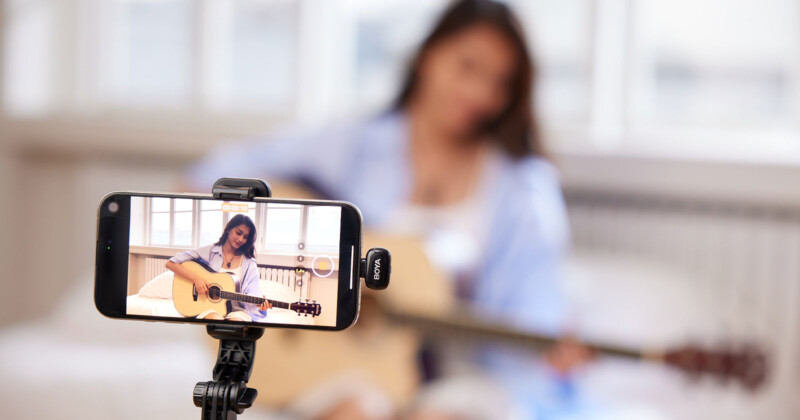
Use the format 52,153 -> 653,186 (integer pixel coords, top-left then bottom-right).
165,214 -> 272,322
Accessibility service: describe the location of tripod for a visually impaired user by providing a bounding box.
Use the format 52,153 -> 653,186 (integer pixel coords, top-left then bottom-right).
191,177 -> 390,419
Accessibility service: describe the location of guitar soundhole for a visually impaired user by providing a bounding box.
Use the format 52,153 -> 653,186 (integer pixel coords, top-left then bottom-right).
208,285 -> 221,302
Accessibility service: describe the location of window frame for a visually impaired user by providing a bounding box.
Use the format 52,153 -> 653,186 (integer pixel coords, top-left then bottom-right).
141,198 -> 340,254
146,197 -> 196,248
3,0 -> 799,163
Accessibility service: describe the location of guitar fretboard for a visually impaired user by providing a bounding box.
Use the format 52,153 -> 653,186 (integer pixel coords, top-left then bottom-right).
218,291 -> 291,310
386,310 -> 643,360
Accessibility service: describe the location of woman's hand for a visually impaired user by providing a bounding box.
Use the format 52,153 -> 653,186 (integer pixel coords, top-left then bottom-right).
192,274 -> 210,295
544,337 -> 593,375
258,296 -> 273,311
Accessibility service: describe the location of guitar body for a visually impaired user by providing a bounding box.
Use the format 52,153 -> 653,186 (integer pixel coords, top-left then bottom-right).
172,260 -> 235,317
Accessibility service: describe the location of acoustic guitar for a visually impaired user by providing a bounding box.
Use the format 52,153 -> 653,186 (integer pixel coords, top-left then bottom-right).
387,309 -> 769,391
172,260 -> 321,318
237,183 -> 770,408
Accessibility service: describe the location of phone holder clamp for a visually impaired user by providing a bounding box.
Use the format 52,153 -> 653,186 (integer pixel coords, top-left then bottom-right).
212,177 -> 272,201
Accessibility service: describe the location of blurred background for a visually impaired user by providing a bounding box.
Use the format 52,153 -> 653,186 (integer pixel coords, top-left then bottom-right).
2,0 -> 800,419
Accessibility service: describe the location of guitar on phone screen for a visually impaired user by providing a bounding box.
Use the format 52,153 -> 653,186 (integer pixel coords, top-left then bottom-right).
171,260 -> 321,318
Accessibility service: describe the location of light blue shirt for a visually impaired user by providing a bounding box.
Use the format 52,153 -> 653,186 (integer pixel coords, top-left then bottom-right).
169,244 -> 267,321
187,110 -> 573,416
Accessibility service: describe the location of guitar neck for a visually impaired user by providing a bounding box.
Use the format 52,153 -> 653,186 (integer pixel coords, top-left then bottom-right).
386,310 -> 647,361
218,291 -> 291,310
385,310 -> 769,390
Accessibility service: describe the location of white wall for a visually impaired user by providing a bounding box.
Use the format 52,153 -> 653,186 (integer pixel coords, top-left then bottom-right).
0,148 -> 185,325
0,143 -> 13,320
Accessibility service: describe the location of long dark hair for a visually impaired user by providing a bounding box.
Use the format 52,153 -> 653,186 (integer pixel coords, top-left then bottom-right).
394,0 -> 541,158
215,214 -> 257,259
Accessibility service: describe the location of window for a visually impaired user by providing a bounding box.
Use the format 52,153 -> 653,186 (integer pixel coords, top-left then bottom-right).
261,204 -> 341,253
139,198 -> 344,253
263,203 -> 303,251
199,200 -> 224,246
306,206 -> 342,252
107,0 -> 298,112
198,200 -> 257,247
173,198 -> 193,246
108,0 -> 193,108
149,197 -> 171,245
509,0 -> 592,123
349,0 -> 448,112
4,0 -> 798,160
348,0 -> 593,122
2,0 -> 299,117
148,197 -> 193,246
206,0 -> 298,111
2,0 -> 57,116
629,0 -> 798,130
147,198 -> 256,248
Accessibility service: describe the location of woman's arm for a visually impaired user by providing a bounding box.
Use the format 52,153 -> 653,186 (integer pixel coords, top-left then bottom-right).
165,260 -> 209,295
165,247 -> 210,294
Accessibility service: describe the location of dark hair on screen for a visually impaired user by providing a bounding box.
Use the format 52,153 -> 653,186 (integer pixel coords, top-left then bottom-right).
394,0 -> 542,159
216,214 -> 257,259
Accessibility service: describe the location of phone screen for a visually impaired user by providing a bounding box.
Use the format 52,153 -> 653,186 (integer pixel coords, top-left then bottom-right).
96,193 -> 361,330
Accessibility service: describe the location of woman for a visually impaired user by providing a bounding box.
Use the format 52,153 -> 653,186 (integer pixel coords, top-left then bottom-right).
166,214 -> 272,322
187,0 -> 582,417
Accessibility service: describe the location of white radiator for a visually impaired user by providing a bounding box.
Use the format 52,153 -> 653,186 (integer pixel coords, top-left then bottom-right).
144,256 -> 169,282
258,266 -> 309,299
566,191 -> 800,405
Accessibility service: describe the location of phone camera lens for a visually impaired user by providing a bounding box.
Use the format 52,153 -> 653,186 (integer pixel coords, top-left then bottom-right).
108,202 -> 119,213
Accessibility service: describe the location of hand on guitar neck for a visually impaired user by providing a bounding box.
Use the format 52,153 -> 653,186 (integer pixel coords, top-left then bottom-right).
258,297 -> 273,311
544,337 -> 594,375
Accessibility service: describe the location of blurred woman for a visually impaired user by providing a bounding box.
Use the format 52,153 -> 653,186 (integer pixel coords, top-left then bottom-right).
188,0 -> 576,417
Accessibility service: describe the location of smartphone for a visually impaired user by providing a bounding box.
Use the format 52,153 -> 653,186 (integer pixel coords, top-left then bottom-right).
95,192 -> 362,331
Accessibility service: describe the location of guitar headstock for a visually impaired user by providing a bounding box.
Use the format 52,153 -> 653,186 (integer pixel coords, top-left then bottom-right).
290,299 -> 322,317
663,344 -> 768,390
